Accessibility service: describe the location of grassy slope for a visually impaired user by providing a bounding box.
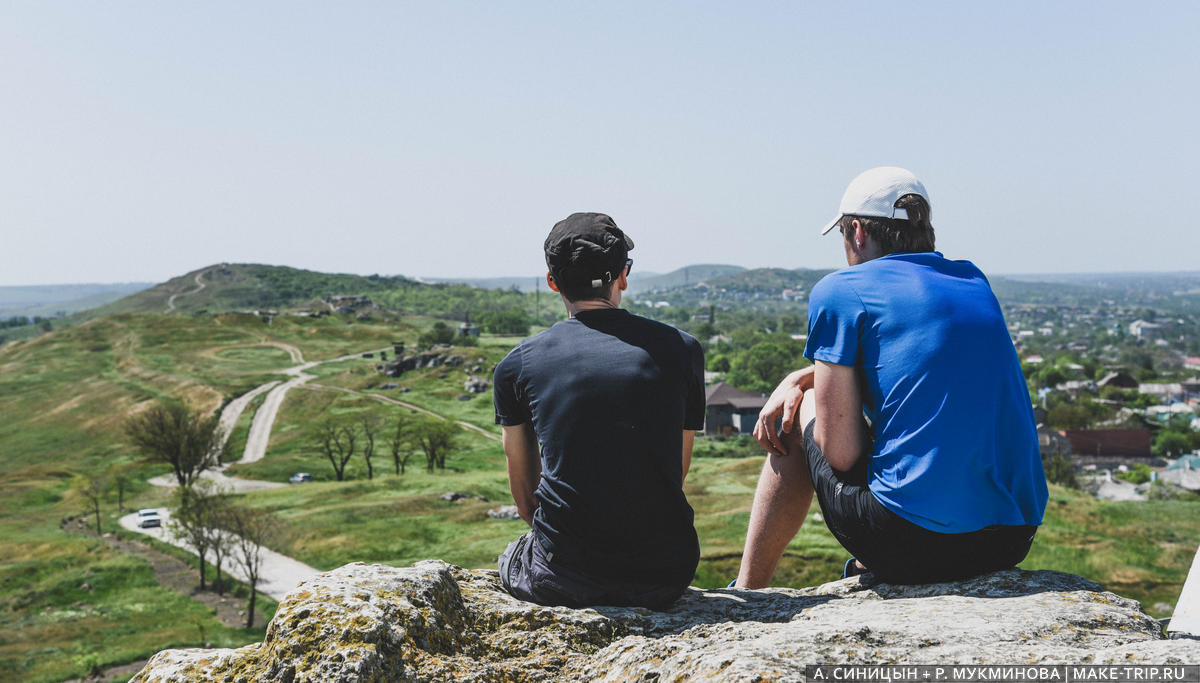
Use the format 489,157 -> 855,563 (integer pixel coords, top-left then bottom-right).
2,309 -> 1198,680
0,312 -> 417,681
90,264 -> 405,316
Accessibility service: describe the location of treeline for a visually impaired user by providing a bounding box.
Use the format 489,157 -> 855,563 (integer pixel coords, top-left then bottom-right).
626,301 -> 811,394
312,413 -> 460,481
1,315 -> 56,329
376,282 -> 558,335
96,401 -> 282,627
167,482 -> 281,627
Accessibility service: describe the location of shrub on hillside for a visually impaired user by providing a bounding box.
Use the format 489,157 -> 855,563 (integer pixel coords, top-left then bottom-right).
1114,463 -> 1153,485
418,322 -> 456,348
1042,454 -> 1080,489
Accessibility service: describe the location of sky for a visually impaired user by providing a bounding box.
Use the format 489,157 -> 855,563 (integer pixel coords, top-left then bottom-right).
2,2 -> 1198,286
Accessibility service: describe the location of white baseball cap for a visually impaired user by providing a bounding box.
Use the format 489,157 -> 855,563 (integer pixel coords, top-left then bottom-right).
820,166 -> 931,235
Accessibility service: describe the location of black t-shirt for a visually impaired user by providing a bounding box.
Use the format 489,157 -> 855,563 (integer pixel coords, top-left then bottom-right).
493,308 -> 705,585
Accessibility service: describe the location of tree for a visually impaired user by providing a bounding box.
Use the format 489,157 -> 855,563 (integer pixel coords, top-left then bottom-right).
727,341 -> 800,393
226,506 -> 283,629
314,420 -> 356,481
478,308 -> 530,335
110,467 -> 134,512
125,402 -> 224,487
418,322 -> 456,348
359,416 -> 380,480
72,475 -> 109,534
1154,431 -> 1193,459
169,480 -> 232,592
1041,454 -> 1078,489
389,416 -> 417,475
1045,403 -> 1093,430
410,418 -> 459,472
207,503 -> 234,594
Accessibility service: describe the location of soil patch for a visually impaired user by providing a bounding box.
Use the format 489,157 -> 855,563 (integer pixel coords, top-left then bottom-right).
64,515 -> 269,629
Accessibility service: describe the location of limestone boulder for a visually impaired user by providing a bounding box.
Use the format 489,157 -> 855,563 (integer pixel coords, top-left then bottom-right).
131,562 -> 1200,683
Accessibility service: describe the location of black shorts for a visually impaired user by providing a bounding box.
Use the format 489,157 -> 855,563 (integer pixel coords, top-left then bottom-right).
498,531 -> 687,609
801,421 -> 1036,584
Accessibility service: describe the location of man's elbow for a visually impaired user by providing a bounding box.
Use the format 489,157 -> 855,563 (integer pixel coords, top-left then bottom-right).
813,431 -> 862,473
516,502 -> 538,525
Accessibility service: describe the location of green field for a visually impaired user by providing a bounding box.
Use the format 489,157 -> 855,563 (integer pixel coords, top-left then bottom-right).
1,309 -> 1197,681
0,311 -> 419,681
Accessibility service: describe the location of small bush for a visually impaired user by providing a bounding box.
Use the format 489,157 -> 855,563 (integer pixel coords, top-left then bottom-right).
1042,454 -> 1079,489
1115,463 -> 1153,485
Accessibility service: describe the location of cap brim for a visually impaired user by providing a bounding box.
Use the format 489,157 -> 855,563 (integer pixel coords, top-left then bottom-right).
820,215 -> 841,235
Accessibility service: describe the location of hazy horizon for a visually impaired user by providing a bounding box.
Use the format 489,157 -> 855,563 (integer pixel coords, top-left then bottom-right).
2,255 -> 1200,288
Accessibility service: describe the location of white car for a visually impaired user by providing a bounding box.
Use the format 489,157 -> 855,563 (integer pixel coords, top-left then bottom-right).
137,508 -> 162,529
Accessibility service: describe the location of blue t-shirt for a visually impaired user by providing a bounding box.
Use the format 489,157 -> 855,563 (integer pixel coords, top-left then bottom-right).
493,309 -> 705,584
805,252 -> 1047,533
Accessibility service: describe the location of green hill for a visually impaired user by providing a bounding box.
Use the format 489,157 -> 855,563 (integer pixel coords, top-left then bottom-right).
627,264 -> 747,293
90,264 -> 411,315
3,264 -> 564,347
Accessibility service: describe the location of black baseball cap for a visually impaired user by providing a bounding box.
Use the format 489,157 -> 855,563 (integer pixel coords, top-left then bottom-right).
544,212 -> 635,289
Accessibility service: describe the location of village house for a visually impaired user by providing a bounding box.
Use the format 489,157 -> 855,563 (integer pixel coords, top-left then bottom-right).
1129,320 -> 1163,340
1097,371 -> 1139,390
704,382 -> 767,436
1054,380 -> 1096,398
1140,382 -> 1188,403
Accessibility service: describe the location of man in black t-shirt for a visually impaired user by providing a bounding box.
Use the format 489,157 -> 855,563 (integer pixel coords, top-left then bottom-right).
493,212 -> 705,608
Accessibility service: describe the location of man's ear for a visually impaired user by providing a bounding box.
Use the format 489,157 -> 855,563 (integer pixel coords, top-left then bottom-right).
851,219 -> 867,250
546,272 -> 560,293
616,268 -> 628,291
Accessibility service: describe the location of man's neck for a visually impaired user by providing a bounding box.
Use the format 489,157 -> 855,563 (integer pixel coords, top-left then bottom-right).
564,298 -> 620,317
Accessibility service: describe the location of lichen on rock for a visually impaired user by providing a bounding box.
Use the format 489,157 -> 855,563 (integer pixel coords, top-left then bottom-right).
131,562 -> 1200,682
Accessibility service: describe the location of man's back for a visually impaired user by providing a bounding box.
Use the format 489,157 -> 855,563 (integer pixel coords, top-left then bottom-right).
806,251 -> 1048,533
494,308 -> 704,585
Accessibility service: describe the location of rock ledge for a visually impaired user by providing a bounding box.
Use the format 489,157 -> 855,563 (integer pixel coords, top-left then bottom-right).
131,561 -> 1199,682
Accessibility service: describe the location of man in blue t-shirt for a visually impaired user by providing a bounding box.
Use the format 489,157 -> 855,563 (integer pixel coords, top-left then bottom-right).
735,167 -> 1048,587
493,212 -> 706,608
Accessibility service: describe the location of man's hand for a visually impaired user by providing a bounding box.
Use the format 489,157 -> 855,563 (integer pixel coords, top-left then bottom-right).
753,366 -> 815,457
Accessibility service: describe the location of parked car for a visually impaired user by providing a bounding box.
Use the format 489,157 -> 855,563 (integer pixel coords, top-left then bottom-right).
137,508 -> 162,528
289,472 -> 314,484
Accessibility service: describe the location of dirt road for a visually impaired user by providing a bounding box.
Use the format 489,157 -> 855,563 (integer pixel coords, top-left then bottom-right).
312,384 -> 500,442
166,270 -> 207,312
118,509 -> 320,601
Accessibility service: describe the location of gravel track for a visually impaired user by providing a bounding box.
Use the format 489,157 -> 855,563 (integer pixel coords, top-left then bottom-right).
166,270 -> 207,312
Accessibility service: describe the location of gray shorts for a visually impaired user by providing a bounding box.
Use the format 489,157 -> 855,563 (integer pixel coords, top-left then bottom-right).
498,531 -> 687,609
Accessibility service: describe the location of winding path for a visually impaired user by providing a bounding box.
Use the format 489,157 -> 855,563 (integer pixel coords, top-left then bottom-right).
136,344 -> 492,600
166,270 -> 208,312
147,346 -> 390,492
118,508 -> 320,601
311,384 -> 500,442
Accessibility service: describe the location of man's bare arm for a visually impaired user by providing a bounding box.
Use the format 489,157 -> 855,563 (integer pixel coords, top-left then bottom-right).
682,430 -> 695,483
812,360 -> 866,472
502,423 -> 541,526
753,365 -> 815,456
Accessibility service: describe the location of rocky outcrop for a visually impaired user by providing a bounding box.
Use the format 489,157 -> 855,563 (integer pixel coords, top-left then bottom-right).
131,562 -> 1200,682
382,351 -> 469,378
463,376 -> 490,394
